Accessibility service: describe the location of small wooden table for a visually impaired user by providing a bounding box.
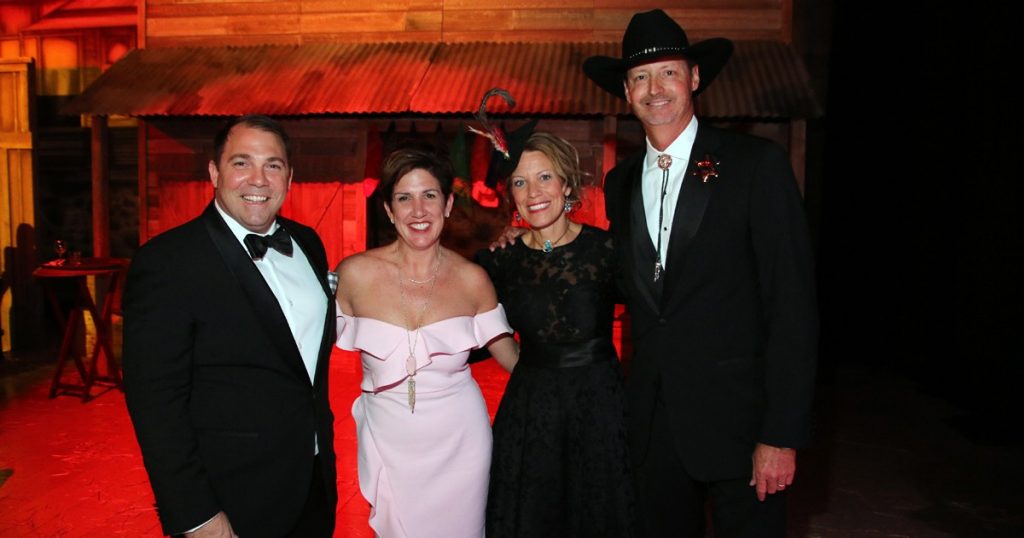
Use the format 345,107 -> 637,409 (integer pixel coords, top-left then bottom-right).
33,257 -> 129,402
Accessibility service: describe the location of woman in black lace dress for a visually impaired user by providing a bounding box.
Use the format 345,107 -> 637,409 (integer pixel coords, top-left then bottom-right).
477,131 -> 634,537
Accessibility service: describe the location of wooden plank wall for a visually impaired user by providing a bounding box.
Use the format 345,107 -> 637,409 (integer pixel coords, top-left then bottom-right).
145,0 -> 790,48
0,58 -> 43,350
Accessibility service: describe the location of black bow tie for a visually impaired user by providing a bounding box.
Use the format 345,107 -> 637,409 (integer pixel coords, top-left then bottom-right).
244,226 -> 293,260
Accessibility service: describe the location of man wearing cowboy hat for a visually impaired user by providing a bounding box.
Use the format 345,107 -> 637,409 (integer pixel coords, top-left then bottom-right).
584,9 -> 818,537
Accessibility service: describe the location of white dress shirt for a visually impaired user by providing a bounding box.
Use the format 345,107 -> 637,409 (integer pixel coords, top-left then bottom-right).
215,202 -> 327,385
641,117 -> 699,269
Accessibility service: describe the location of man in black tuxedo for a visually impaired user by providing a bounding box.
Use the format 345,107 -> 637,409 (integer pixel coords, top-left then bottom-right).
584,10 -> 818,538
123,115 -> 337,537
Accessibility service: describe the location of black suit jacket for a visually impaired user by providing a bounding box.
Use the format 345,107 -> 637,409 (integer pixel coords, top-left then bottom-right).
605,125 -> 818,481
123,203 -> 337,536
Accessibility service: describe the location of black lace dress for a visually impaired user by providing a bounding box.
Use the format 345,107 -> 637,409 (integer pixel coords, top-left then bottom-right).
477,225 -> 634,538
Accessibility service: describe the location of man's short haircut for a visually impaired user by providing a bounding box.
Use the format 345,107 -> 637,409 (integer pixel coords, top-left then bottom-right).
212,114 -> 292,166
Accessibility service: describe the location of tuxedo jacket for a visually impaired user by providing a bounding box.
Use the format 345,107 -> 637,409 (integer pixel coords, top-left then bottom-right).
605,125 -> 818,481
123,203 -> 337,537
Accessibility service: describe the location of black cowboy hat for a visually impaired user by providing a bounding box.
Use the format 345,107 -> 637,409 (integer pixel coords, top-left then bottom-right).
583,9 -> 734,99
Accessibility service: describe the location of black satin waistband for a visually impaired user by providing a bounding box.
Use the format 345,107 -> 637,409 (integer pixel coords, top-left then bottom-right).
519,337 -> 618,368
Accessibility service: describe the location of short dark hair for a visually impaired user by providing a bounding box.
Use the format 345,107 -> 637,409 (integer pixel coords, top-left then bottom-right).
212,114 -> 292,166
379,147 -> 454,203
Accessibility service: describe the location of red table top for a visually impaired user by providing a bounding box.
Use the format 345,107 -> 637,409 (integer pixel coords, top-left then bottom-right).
33,257 -> 130,278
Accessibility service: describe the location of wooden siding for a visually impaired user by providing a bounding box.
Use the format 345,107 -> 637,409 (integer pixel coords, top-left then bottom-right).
145,0 -> 791,47
0,58 -> 43,350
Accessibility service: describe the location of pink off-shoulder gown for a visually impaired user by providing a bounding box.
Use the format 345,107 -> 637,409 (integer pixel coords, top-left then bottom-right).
336,305 -> 512,538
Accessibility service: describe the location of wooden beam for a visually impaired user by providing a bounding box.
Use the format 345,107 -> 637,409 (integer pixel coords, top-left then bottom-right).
781,0 -> 793,43
138,1 -> 790,45
91,115 -> 110,257
138,0 -> 147,49
789,119 -> 806,196
137,117 -> 148,244
0,132 -> 32,149
602,115 -> 617,188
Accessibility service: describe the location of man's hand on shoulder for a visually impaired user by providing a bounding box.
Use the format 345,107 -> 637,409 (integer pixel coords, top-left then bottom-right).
488,226 -> 527,251
185,511 -> 237,538
749,443 -> 796,501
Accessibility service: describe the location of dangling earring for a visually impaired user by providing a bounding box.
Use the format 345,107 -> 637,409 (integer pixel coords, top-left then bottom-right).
563,199 -> 573,213
513,211 -> 522,223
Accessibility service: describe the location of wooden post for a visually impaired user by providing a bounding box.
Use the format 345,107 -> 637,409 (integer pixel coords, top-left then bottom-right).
91,115 -> 110,257
601,115 -> 617,187
781,0 -> 794,43
137,0 -> 147,49
789,119 -> 807,197
137,117 -> 148,244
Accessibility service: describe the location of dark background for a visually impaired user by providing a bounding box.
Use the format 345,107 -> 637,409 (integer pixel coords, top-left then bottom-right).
820,3 -> 1022,440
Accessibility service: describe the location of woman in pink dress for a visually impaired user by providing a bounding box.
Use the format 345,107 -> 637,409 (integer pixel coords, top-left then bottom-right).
334,147 -> 519,537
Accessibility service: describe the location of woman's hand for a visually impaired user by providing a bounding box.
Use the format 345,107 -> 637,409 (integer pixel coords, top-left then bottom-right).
488,226 -> 527,251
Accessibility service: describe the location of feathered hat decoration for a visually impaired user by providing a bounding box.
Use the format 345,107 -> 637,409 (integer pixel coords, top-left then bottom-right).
466,88 -> 515,159
467,88 -> 538,188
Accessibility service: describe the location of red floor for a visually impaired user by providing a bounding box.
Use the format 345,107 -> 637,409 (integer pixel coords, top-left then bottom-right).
0,349 -> 510,537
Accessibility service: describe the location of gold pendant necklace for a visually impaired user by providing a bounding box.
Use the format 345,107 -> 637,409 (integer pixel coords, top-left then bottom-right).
397,250 -> 442,413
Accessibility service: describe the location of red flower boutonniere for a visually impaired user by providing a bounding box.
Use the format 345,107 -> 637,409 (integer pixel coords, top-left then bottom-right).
692,154 -> 720,183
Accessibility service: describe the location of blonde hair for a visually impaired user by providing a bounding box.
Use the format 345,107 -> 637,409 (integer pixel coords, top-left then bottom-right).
509,132 -> 587,208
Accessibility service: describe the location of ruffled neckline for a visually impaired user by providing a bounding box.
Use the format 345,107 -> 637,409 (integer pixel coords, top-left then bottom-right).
336,305 -> 511,392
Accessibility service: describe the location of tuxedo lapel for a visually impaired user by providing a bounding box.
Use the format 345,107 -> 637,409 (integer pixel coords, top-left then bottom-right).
662,126 -> 719,310
201,204 -> 310,384
620,157 -> 660,314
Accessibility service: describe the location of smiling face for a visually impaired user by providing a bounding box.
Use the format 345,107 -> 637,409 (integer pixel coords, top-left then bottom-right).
509,150 -> 572,231
384,168 -> 454,250
624,58 -> 700,148
209,124 -> 292,233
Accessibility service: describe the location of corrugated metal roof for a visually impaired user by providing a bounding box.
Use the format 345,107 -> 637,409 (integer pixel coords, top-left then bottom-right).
65,42 -> 438,116
411,42 -> 627,116
64,40 -> 821,119
702,40 -> 823,119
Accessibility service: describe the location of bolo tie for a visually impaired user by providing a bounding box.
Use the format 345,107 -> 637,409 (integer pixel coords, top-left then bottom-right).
654,154 -> 672,282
